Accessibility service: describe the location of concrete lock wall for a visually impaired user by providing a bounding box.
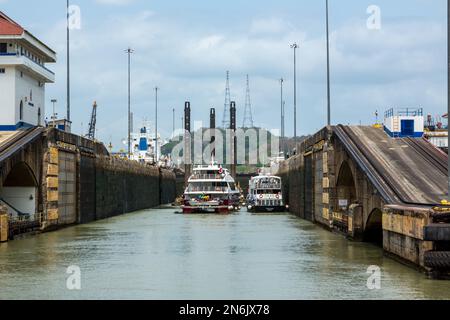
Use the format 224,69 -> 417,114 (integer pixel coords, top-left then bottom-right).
43,128 -> 177,227
382,207 -> 434,268
78,156 -> 176,223
94,157 -> 160,220
0,205 -> 8,242
278,128 -> 329,224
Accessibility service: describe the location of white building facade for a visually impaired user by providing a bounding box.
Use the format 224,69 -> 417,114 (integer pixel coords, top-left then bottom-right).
0,11 -> 56,130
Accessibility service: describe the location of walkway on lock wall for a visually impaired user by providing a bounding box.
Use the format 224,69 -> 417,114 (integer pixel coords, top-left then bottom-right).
334,125 -> 448,206
0,127 -> 43,164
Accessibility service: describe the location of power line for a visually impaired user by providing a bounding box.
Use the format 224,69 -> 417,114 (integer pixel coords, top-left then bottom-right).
222,71 -> 231,128
242,75 -> 254,128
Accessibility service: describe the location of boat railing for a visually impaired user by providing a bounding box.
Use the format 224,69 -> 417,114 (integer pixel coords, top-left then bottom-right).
187,186 -> 229,192
252,184 -> 282,190
192,173 -> 223,180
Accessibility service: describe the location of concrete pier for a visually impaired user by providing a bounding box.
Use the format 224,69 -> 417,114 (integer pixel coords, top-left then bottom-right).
278,125 -> 450,276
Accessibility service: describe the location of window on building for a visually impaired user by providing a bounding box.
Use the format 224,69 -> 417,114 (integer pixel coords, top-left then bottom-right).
0,68 -> 5,74
0,43 -> 7,53
19,101 -> 23,120
38,108 -> 41,126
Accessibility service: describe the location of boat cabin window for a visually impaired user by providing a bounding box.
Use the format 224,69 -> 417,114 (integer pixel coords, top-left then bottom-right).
229,183 -> 236,191
188,181 -> 229,192
256,189 -> 280,195
255,177 -> 281,189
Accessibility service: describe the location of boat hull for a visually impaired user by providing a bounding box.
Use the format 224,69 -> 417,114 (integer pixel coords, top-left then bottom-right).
182,206 -> 233,214
247,206 -> 286,213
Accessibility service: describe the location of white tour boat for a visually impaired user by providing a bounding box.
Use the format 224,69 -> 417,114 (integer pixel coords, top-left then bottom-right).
246,175 -> 288,212
182,162 -> 241,214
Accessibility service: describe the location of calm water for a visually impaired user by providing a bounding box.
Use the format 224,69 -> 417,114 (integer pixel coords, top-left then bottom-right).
0,207 -> 449,300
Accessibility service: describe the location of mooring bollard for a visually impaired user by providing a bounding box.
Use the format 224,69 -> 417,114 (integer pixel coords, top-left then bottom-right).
0,205 -> 9,243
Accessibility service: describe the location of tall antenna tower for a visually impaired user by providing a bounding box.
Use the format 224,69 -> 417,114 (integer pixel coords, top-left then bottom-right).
242,74 -> 254,128
222,71 -> 231,128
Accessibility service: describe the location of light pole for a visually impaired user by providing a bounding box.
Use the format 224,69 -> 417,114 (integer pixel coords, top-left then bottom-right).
172,108 -> 175,139
290,43 -> 299,141
125,48 -> 134,158
326,0 -> 331,126
448,0 -> 450,199
280,78 -> 284,154
66,0 -> 71,122
51,99 -> 57,127
155,87 -> 159,164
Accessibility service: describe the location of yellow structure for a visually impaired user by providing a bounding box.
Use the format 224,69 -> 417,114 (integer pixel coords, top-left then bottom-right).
0,206 -> 9,243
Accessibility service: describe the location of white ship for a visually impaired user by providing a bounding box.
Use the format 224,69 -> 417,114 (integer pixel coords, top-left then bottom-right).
247,175 -> 287,212
182,161 -> 241,214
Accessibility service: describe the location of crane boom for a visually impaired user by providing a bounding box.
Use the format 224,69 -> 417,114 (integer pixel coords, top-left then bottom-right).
87,101 -> 97,140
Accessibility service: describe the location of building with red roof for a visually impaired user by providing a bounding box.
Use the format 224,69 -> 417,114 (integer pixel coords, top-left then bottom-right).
0,11 -> 56,130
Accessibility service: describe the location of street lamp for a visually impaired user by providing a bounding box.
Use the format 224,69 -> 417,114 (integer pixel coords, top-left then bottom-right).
155,87 -> 159,164
447,0 -> 450,199
172,108 -> 175,139
290,43 -> 299,141
280,78 -> 285,154
66,0 -> 71,122
326,0 -> 331,126
125,47 -> 134,158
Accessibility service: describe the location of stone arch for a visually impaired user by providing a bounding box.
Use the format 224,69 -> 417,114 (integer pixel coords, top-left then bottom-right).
364,208 -> 383,246
336,160 -> 357,210
0,162 -> 38,217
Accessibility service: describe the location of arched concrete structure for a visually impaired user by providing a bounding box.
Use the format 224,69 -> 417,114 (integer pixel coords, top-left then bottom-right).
0,162 -> 38,217
364,208 -> 383,246
336,160 -> 357,209
0,129 -> 44,219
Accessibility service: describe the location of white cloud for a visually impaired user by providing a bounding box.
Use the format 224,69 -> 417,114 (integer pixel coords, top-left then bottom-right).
95,0 -> 136,5
43,11 -> 446,149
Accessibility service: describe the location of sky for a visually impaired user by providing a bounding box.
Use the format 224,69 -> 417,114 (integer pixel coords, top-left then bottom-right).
0,0 -> 447,151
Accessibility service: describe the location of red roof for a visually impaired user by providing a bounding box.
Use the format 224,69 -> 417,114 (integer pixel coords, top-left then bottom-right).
0,11 -> 24,36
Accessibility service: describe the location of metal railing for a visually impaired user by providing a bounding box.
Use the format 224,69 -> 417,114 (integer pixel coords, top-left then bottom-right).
0,52 -> 55,75
0,198 -> 29,219
187,186 -> 229,192
192,173 -> 223,180
385,107 -> 423,118
22,54 -> 55,75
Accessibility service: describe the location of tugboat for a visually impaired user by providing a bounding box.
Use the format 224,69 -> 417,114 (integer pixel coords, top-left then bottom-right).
182,161 -> 241,214
247,175 -> 288,212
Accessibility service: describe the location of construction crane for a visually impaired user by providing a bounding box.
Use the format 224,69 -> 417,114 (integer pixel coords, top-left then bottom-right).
87,101 -> 97,140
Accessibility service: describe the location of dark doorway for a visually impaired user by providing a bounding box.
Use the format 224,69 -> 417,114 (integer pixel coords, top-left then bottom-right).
401,120 -> 414,137
364,208 -> 383,246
